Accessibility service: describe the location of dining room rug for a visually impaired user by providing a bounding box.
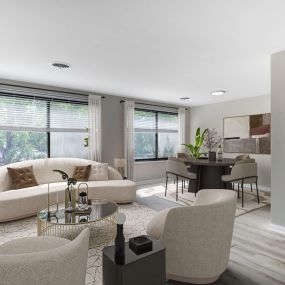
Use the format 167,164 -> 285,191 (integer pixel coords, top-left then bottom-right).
0,202 -> 157,285
137,182 -> 271,217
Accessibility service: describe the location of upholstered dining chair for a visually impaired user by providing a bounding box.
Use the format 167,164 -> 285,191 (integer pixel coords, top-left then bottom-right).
222,162 -> 259,207
0,228 -> 90,285
177,152 -> 191,160
166,157 -> 197,201
146,189 -> 237,284
235,154 -> 250,161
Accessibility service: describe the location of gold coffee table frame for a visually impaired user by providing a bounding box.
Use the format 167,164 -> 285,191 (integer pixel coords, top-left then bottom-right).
37,200 -> 118,247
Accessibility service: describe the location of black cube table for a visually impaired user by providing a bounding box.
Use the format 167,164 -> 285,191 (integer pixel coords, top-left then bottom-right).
102,239 -> 166,285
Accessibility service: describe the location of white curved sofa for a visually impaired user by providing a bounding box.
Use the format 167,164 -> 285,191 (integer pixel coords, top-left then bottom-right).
0,158 -> 136,222
0,228 -> 90,285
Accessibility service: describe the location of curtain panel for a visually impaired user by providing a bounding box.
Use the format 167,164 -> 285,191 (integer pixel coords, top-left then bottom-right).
88,94 -> 102,162
124,101 -> 135,180
178,108 -> 186,152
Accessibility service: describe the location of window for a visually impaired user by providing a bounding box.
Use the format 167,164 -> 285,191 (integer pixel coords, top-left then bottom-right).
134,108 -> 179,160
0,93 -> 88,166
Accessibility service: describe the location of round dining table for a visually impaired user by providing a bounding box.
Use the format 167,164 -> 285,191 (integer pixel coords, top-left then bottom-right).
183,158 -> 236,192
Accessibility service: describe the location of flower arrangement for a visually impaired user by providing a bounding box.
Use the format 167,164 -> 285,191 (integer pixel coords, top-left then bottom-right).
203,128 -> 221,152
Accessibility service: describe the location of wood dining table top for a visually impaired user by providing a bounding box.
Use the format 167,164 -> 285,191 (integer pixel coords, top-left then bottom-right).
179,157 -> 236,167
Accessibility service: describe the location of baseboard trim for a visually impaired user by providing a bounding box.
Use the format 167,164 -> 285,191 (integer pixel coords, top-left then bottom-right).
136,179 -> 271,192
268,223 -> 285,235
136,178 -> 165,187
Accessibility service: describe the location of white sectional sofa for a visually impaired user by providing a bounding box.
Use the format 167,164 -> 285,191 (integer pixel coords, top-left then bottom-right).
0,158 -> 136,222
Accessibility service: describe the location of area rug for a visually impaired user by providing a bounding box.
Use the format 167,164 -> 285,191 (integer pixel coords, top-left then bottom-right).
0,203 -> 157,285
137,182 -> 271,217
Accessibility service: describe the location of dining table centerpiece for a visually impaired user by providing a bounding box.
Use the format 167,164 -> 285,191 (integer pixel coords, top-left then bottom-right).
203,128 -> 221,161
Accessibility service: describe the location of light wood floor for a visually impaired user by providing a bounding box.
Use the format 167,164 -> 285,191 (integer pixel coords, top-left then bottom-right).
167,205 -> 285,285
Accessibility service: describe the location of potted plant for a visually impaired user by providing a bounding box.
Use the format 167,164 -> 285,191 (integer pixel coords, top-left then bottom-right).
183,128 -> 207,158
203,128 -> 221,161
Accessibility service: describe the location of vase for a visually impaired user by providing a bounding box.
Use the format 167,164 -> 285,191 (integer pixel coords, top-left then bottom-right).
114,224 -> 125,265
208,151 -> 216,161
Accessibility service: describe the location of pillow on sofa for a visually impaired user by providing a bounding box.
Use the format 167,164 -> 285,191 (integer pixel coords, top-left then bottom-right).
73,165 -> 92,181
7,165 -> 38,189
89,163 -> 108,181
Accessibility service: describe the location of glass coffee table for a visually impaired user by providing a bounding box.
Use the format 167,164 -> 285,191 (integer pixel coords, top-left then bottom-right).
37,199 -> 118,247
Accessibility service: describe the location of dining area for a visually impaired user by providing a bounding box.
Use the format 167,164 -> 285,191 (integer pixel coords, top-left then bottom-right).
165,126 -> 261,208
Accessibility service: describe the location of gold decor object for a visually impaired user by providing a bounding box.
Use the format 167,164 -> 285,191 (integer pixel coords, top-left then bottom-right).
77,183 -> 89,211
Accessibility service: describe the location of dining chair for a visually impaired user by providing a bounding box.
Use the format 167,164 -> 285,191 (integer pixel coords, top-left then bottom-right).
234,158 -> 256,192
222,162 -> 259,207
166,158 -> 197,201
235,154 -> 250,161
176,152 -> 191,188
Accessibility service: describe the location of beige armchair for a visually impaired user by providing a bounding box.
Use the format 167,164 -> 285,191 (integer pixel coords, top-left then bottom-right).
0,228 -> 90,285
166,158 -> 197,201
146,189 -> 237,284
222,162 -> 259,207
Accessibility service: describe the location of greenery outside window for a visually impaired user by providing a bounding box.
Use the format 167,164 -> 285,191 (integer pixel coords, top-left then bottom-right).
134,108 -> 178,161
0,93 -> 88,166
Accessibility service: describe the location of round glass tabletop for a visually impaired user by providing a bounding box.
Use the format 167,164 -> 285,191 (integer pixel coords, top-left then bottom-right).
38,199 -> 118,225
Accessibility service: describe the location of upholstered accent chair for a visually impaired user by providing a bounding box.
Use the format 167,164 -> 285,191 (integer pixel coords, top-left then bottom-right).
0,228 -> 90,285
146,189 -> 237,284
222,162 -> 259,207
166,157 -> 197,200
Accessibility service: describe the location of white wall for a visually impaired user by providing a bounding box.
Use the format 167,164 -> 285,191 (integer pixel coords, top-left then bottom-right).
190,95 -> 271,191
271,51 -> 285,228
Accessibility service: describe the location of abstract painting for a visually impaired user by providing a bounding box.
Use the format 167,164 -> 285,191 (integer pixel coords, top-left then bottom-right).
223,113 -> 271,154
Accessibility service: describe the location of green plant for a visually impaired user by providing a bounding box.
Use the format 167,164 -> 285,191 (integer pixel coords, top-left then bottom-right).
183,128 -> 207,158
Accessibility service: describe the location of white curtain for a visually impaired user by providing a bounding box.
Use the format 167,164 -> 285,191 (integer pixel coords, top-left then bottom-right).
88,94 -> 102,162
178,108 -> 186,152
124,101 -> 135,180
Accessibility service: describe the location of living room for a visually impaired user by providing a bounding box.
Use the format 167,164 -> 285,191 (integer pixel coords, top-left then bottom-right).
0,1 -> 285,285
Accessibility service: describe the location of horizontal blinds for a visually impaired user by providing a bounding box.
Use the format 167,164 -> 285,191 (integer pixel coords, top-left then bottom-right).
134,108 -> 178,133
0,93 -> 88,132
135,103 -> 178,114
0,84 -> 88,103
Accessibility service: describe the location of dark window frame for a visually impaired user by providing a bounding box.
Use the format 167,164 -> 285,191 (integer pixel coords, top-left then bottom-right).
134,108 -> 178,162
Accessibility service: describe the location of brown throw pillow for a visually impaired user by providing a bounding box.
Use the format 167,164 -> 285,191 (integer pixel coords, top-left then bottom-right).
73,165 -> 91,181
7,165 -> 39,189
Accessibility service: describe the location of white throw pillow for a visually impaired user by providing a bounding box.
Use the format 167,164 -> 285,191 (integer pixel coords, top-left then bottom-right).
89,163 -> 108,181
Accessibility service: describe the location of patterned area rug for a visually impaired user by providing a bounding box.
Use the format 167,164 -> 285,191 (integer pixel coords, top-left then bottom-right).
137,183 -> 271,217
0,203 -> 157,285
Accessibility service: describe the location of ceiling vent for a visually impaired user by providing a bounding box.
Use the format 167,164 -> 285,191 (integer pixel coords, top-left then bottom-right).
51,62 -> 71,69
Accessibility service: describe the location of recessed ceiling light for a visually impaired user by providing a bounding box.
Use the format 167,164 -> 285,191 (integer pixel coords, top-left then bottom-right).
180,97 -> 190,100
211,90 -> 226,96
51,62 -> 71,69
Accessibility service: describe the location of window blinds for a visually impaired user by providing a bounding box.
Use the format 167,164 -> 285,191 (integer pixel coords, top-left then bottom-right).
0,93 -> 88,133
134,109 -> 178,133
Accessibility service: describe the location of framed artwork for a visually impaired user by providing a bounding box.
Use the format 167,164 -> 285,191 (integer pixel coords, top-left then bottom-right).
223,113 -> 271,154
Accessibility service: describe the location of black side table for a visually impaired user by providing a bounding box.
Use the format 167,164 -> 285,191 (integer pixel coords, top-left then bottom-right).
102,239 -> 166,285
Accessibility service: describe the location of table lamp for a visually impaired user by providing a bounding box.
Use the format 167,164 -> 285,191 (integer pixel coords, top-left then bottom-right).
114,158 -> 126,178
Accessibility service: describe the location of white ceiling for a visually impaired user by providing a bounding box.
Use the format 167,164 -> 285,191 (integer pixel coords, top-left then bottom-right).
0,0 -> 285,106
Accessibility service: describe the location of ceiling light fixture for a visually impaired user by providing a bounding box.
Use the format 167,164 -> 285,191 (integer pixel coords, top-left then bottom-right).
51,62 -> 71,69
180,97 -> 190,100
211,90 -> 226,96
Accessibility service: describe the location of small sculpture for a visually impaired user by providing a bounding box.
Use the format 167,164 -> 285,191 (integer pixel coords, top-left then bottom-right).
53,170 -> 77,212
114,213 -> 126,265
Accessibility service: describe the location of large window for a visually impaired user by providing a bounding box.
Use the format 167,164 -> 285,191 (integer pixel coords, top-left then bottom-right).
134,108 -> 178,161
0,94 -> 88,166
